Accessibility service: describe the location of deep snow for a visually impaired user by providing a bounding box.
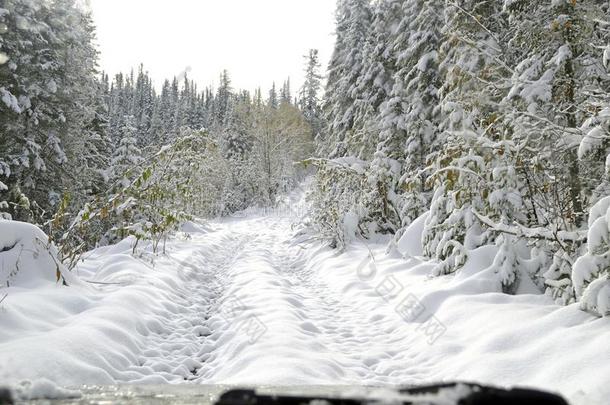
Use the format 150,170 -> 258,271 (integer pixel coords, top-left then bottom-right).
0,206 -> 609,404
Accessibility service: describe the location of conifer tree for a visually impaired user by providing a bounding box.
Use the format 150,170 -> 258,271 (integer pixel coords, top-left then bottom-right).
300,49 -> 324,139
268,82 -> 278,109
320,0 -> 372,158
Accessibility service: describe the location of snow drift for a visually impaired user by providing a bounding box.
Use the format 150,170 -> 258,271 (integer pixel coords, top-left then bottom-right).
0,220 -> 73,288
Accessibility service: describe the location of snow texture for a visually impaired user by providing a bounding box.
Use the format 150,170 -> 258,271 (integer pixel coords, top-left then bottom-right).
0,209 -> 608,404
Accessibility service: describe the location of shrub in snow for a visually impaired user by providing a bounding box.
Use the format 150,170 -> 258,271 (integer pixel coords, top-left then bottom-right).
572,197 -> 610,316
423,146 -> 491,276
543,249 -> 577,305
55,129 -> 225,260
0,220 -> 71,288
396,212 -> 428,258
422,185 -> 468,276
489,234 -> 521,293
307,157 -> 378,249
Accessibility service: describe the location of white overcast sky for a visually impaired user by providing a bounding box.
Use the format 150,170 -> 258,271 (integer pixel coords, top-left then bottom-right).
89,0 -> 336,94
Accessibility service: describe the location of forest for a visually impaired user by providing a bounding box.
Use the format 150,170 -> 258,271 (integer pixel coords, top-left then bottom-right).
1,0 -> 610,403
310,0 -> 610,317
0,0 -> 321,259
1,0 -> 610,313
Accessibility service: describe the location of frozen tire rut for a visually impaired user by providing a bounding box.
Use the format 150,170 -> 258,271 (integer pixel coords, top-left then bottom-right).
116,228 -> 249,384
181,214 -> 428,386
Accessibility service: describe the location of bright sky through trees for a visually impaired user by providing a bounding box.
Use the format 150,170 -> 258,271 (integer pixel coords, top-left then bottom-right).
90,0 -> 336,92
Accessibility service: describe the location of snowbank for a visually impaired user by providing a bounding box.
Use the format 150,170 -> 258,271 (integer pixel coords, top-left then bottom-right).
396,212 -> 428,257
0,223 -> 238,389
300,228 -> 609,405
0,220 -> 73,288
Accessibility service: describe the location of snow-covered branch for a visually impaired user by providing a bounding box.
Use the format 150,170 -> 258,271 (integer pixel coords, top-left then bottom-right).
472,210 -> 586,244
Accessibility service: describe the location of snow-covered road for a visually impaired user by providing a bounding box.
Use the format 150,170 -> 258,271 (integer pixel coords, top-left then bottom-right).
196,213 -> 424,385
1,208 -> 610,404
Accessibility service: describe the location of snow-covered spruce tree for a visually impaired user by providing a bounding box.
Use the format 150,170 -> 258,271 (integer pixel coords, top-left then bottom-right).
51,3 -> 113,208
131,64 -> 156,145
349,0 -> 399,162
280,78 -> 292,106
363,0 -> 487,274
420,0 -> 527,284
0,0 -> 107,222
149,98 -> 164,145
422,146 -> 487,276
364,0 -> 415,234
268,82 -> 278,110
213,70 -> 233,130
107,73 -> 126,141
299,49 -> 324,137
394,0 -> 445,229
107,116 -> 143,188
166,76 -> 180,137
319,0 -> 372,159
0,0 -> 60,222
218,90 -> 260,213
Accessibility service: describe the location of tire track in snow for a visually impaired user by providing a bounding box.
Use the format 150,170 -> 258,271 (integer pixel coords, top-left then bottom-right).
121,230 -> 248,383
187,214 -> 428,385
117,211 -> 429,385
267,236 -> 415,384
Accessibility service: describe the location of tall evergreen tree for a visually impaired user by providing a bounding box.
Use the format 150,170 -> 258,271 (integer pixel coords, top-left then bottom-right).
320,0 -> 372,158
268,82 -> 278,109
300,49 -> 324,138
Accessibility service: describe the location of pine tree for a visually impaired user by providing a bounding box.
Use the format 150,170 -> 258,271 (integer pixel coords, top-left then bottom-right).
0,0 -> 107,221
215,70 -> 232,128
361,0 -> 404,232
299,49 -> 324,138
107,116 -> 143,188
280,78 -> 292,106
268,82 -> 278,109
320,0 -> 372,158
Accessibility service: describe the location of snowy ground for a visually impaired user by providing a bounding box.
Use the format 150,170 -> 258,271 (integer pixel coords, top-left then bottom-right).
1,201 -> 609,404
